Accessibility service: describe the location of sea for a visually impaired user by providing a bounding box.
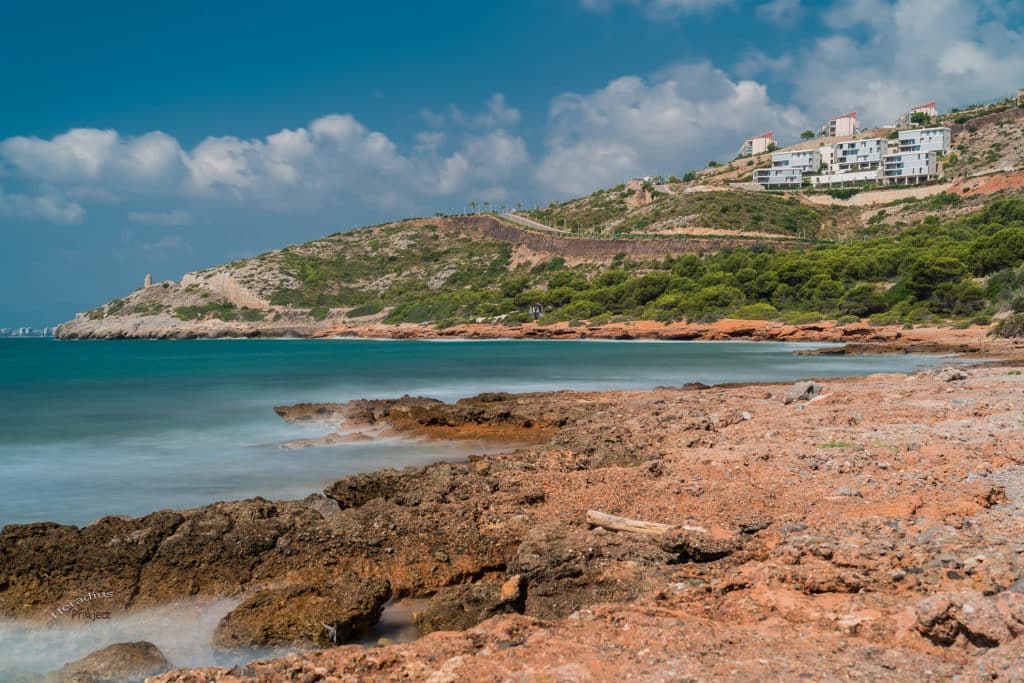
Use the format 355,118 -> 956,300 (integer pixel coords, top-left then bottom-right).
0,337 -> 949,674
0,337 -> 947,528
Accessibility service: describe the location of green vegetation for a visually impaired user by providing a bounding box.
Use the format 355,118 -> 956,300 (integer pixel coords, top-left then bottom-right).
346,303 -> 384,318
173,301 -> 238,321
819,441 -> 853,449
800,130 -> 815,140
992,313 -> 1024,338
132,302 -> 165,316
242,198 -> 1024,329
528,188 -> 833,238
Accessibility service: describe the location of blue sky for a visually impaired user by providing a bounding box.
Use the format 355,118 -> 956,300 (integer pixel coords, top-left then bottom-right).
1,0 -> 1022,326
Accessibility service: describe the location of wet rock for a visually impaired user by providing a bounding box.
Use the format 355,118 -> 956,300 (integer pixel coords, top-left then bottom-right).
45,641 -> 170,683
784,381 -> 822,404
213,577 -> 392,653
935,367 -> 969,382
414,575 -> 527,635
915,591 -> 1010,648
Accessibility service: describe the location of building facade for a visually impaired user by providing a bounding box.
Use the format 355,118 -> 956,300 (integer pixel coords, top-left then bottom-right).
895,101 -> 938,127
809,169 -> 881,187
819,112 -> 858,138
833,138 -> 886,172
897,127 -> 951,155
753,167 -> 803,189
739,132 -> 774,157
769,149 -> 820,173
881,151 -> 938,185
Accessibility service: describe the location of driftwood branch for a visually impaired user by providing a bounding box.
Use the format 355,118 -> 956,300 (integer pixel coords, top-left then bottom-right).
585,510 -> 707,536
586,510 -> 739,562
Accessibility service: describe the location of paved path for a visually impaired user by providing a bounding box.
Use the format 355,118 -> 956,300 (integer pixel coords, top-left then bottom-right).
501,212 -> 571,235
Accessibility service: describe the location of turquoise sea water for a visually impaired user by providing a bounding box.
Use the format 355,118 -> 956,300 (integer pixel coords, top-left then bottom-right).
0,338 -> 944,527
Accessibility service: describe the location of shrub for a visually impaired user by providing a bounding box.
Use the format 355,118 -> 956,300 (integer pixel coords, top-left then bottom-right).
868,311 -> 901,326
732,303 -> 780,320
346,303 -> 384,318
835,314 -> 860,326
783,311 -> 824,325
991,313 -> 1024,338
309,306 -> 330,321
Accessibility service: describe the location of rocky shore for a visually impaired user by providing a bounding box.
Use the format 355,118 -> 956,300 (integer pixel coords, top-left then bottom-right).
3,340 -> 1024,679
56,313 -> 1004,356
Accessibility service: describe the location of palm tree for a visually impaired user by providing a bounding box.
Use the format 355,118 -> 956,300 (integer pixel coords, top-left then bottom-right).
515,202 -> 522,212
469,200 -> 477,214
483,201 -> 491,213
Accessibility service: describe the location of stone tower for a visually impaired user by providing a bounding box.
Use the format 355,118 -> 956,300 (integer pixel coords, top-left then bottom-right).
144,273 -> 153,288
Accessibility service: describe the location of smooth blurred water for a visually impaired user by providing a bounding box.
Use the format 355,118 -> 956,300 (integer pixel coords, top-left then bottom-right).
0,338 -> 943,527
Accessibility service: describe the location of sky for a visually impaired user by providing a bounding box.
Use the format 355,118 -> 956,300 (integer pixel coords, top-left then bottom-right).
1,0 -> 1022,326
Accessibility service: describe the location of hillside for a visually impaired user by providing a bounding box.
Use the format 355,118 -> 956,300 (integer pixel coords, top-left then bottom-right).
57,105 -> 1024,340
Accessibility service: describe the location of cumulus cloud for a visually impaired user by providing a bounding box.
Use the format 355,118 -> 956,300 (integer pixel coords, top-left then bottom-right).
0,186 -> 84,224
1,129 -> 184,185
128,210 -> 192,226
422,94 -> 521,131
756,0 -> 802,25
790,0 -> 1024,126
535,62 -> 805,195
0,94 -> 530,217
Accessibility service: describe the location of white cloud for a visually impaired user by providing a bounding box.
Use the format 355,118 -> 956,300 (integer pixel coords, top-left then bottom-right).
756,0 -> 801,25
734,50 -> 794,78
423,94 -> 521,130
0,129 -> 184,185
535,62 -> 805,195
0,95 -> 529,214
0,186 -> 84,224
128,210 -> 192,226
791,0 -> 1024,126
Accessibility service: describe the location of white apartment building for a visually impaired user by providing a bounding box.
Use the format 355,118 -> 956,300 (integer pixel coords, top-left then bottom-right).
898,127 -> 951,155
809,169 -> 881,187
769,149 -> 820,173
833,138 -> 886,172
895,101 -> 938,127
881,151 -> 939,185
739,132 -> 774,157
819,112 -> 858,138
753,167 -> 803,189
818,143 -> 835,171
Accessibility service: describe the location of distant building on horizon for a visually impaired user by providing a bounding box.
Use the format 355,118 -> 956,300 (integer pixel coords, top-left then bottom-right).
895,101 -> 938,127
738,131 -> 774,157
819,112 -> 858,138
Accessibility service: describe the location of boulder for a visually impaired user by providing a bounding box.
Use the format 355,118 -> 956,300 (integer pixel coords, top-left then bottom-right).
506,524 -> 673,619
784,381 -> 822,404
934,367 -> 969,382
212,577 -> 392,653
915,591 -> 1010,648
414,575 -> 526,635
44,641 -> 170,683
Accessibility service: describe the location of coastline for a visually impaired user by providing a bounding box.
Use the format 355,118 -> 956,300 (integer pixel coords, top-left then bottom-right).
54,315 -> 1012,356
4,338 -> 1024,678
